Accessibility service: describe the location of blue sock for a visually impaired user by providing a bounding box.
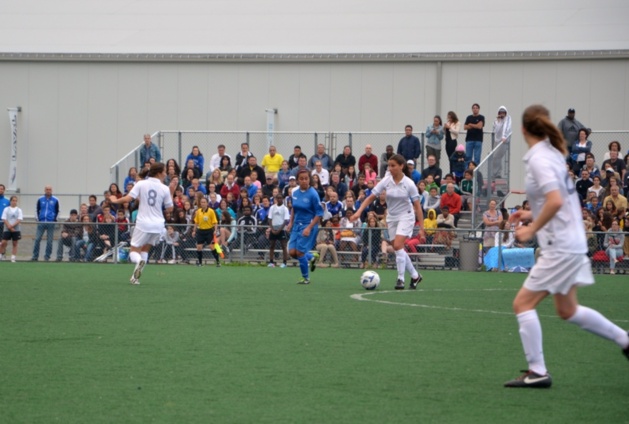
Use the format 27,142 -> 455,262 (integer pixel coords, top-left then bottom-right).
299,256 -> 309,278
305,252 -> 313,261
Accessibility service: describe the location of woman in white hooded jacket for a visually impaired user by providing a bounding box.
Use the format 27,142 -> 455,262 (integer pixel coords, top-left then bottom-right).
491,105 -> 512,179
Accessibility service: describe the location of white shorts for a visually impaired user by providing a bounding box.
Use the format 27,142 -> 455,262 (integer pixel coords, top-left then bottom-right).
523,252 -> 594,295
130,227 -> 164,248
387,216 -> 415,239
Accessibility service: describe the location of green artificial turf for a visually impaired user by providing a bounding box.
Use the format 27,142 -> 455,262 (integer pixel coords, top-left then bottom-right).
1,263 -> 627,423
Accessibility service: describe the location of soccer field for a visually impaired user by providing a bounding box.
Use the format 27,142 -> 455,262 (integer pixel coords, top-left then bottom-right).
1,263 -> 627,423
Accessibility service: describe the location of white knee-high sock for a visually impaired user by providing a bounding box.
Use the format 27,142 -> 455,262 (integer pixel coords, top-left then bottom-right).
567,305 -> 629,348
394,249 -> 406,280
404,251 -> 419,279
129,251 -> 141,264
517,310 -> 547,375
140,252 -> 148,262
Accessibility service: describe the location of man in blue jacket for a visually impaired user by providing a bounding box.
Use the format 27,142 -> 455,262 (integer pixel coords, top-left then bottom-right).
31,185 -> 60,261
397,125 -> 421,162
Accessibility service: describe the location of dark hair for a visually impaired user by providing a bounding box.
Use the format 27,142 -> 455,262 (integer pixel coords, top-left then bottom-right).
608,140 -> 621,152
191,145 -> 203,156
296,168 -> 312,185
464,170 -> 473,177
0,184 -> 5,189
388,154 -> 411,178
434,115 -> 443,126
405,125 -> 413,131
9,195 -> 17,201
578,128 -> 589,138
147,162 -> 165,178
522,105 -> 567,156
472,103 -> 480,109
89,194 -> 97,201
447,111 -> 459,123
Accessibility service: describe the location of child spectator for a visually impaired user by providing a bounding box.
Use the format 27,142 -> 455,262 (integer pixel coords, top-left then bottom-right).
460,170 -> 474,211
159,225 -> 181,264
424,186 -> 441,214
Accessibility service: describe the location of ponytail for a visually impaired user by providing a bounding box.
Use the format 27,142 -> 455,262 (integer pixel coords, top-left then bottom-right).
522,105 -> 567,156
389,154 -> 411,178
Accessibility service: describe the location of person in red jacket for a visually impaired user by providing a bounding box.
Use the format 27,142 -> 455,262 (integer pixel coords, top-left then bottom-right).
358,144 -> 378,174
220,173 -> 240,201
439,183 -> 462,226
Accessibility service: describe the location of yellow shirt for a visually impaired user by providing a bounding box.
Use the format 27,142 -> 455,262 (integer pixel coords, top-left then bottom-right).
261,153 -> 284,173
194,208 -> 218,230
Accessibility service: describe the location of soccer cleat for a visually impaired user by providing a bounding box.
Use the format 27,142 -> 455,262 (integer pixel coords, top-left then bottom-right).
297,278 -> 310,285
310,252 -> 320,272
129,276 -> 140,285
197,262 -> 204,267
395,279 -> 405,290
133,260 -> 146,281
623,334 -> 629,361
11,255 -> 16,263
280,263 -> 287,268
268,263 -> 275,268
216,262 -> 221,268
0,254 -> 3,261
409,274 -> 423,290
504,370 -> 552,388
610,270 -> 616,275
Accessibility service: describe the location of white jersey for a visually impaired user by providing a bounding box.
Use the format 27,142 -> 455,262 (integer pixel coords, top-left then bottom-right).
371,174 -> 420,221
2,206 -> 23,231
523,139 -> 586,254
129,177 -> 173,233
269,204 -> 290,228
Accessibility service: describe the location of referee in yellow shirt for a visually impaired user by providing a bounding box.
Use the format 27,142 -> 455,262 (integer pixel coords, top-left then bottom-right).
193,197 -> 221,267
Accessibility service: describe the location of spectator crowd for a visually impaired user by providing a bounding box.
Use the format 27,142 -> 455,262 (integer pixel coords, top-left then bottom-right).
4,107 -> 628,273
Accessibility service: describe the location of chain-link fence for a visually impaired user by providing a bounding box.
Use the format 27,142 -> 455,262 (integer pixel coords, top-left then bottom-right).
9,221 -> 628,275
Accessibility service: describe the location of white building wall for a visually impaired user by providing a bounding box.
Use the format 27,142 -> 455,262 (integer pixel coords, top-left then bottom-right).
0,58 -> 628,210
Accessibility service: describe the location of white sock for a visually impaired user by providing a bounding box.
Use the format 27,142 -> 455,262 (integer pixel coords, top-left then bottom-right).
567,305 -> 629,348
140,252 -> 149,262
404,251 -> 419,279
517,310 -> 547,375
129,251 -> 141,264
394,249 -> 406,281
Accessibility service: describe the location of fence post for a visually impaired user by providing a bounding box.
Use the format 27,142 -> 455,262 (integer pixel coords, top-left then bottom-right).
420,132 -> 425,171
178,132 -> 183,169
239,226 -> 245,263
113,224 -> 119,264
367,226 -> 372,267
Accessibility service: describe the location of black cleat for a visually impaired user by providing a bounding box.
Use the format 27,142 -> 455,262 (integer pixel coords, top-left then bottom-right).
623,333 -> 629,361
395,279 -> 405,290
504,370 -> 552,388
409,274 -> 423,289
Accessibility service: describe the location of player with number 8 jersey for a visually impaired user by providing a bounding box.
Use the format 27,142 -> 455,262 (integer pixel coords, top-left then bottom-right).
110,163 -> 175,284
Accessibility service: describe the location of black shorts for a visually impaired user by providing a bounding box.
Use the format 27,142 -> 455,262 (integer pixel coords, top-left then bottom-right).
196,228 -> 215,246
2,231 -> 21,241
269,229 -> 287,241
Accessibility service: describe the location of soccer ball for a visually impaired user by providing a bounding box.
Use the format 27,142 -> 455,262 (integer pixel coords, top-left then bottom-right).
360,271 -> 380,290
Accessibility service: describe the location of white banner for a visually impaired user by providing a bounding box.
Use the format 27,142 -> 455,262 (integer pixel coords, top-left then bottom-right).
266,108 -> 276,149
8,108 -> 19,191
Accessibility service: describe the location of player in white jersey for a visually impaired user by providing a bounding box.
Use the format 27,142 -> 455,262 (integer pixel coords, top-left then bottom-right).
504,105 -> 629,388
110,163 -> 175,285
351,154 -> 424,290
0,196 -> 23,262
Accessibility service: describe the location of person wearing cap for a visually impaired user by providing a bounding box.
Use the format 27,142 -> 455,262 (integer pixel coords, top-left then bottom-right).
283,175 -> 298,198
261,145 -> 284,182
262,175 -> 277,199
56,208 -> 81,262
557,108 -> 586,154
491,105 -> 513,178
406,160 -> 421,184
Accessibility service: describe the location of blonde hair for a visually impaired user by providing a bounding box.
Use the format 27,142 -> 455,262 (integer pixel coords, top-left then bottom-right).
522,105 -> 567,156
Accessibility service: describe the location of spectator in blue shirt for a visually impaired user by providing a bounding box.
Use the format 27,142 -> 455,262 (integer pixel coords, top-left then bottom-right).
406,160 -> 422,184
139,134 -> 161,165
185,146 -> 205,175
32,185 -> 60,261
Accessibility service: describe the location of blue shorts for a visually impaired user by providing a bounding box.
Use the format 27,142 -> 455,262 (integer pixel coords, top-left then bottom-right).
288,222 -> 318,254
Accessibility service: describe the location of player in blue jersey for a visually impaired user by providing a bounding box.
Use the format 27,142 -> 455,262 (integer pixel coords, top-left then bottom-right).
287,169 -> 324,284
